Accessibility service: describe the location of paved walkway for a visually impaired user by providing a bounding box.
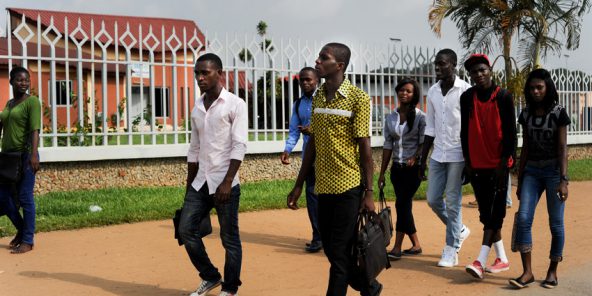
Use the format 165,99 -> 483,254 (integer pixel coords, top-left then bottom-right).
1,182 -> 591,295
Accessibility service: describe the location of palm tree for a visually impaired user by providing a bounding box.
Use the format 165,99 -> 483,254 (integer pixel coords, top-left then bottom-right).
429,0 -> 533,84
428,0 -> 590,83
518,0 -> 591,70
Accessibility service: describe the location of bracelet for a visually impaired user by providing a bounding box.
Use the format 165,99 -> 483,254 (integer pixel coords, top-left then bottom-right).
364,188 -> 373,192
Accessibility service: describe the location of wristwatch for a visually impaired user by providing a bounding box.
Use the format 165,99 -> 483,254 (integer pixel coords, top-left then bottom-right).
561,175 -> 569,183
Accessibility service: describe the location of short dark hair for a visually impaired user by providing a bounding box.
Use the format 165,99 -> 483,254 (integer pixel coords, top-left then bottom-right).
324,43 -> 351,70
9,66 -> 29,81
436,48 -> 457,66
196,53 -> 223,70
299,67 -> 318,80
524,68 -> 559,112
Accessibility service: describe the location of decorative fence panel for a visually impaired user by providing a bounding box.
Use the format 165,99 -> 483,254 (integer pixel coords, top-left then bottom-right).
1,13 -> 591,162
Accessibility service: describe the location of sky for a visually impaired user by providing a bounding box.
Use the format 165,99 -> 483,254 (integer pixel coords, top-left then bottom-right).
1,0 -> 591,73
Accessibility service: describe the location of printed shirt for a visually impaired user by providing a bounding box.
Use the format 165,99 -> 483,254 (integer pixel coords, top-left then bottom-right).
284,94 -> 313,155
311,78 -> 371,194
518,105 -> 570,161
0,96 -> 41,152
187,88 -> 248,194
383,108 -> 426,163
425,76 -> 471,162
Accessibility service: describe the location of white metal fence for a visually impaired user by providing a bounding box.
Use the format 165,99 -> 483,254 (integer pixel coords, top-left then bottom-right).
1,13 -> 591,162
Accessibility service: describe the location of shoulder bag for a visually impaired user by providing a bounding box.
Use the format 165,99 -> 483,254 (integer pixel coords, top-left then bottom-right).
378,188 -> 393,246
356,210 -> 390,282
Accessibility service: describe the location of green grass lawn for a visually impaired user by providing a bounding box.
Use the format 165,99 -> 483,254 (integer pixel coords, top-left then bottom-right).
0,159 -> 590,237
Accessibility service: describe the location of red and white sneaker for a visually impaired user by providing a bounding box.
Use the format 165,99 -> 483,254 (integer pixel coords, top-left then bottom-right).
485,258 -> 510,273
466,260 -> 484,279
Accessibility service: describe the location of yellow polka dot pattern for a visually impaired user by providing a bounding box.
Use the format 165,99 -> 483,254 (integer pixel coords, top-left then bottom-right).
311,78 -> 371,194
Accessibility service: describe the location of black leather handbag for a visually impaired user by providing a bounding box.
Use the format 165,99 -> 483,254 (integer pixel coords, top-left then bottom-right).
173,207 -> 212,246
0,151 -> 23,184
356,211 -> 390,282
378,188 -> 393,246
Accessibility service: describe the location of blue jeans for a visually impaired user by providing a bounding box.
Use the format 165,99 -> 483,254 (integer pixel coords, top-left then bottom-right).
515,164 -> 564,261
426,159 -> 464,249
178,183 -> 242,293
305,170 -> 321,243
0,152 -> 37,245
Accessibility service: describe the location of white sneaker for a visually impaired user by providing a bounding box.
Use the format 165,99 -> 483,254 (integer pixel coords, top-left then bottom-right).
437,245 -> 458,267
458,225 -> 471,252
219,292 -> 238,296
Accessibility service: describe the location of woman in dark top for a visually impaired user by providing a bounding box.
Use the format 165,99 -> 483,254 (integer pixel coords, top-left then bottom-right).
378,78 -> 426,260
509,68 -> 570,289
0,66 -> 41,254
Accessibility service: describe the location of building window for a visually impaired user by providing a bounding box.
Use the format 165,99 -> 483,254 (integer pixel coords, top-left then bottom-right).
131,86 -> 170,119
155,87 -> 170,117
51,80 -> 73,106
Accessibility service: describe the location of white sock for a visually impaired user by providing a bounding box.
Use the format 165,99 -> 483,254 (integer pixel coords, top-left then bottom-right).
477,245 -> 490,266
493,240 -> 508,263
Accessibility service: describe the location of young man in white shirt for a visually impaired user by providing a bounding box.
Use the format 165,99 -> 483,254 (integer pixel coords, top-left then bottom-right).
179,53 -> 248,296
420,49 -> 471,268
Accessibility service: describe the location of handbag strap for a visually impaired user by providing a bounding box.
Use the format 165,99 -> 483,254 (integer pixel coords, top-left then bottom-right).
379,188 -> 388,211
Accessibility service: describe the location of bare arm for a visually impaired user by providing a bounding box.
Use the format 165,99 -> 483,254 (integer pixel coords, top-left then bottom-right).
29,130 -> 40,172
186,162 -> 198,192
287,135 -> 316,209
378,149 -> 392,189
419,136 -> 434,179
215,159 -> 243,203
358,137 -> 375,212
557,125 -> 568,201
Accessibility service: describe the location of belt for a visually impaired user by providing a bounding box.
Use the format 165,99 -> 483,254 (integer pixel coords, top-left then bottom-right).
392,162 -> 414,169
527,158 -> 558,168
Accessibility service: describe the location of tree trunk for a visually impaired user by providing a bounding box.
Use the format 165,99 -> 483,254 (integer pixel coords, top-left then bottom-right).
502,32 -> 513,86
533,43 -> 542,69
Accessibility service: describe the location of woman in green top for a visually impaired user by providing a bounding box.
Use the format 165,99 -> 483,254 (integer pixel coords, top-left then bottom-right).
0,66 -> 41,254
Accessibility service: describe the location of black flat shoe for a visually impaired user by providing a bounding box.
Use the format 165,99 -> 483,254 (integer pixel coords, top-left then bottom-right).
508,276 -> 535,289
305,241 -> 323,253
387,250 -> 402,261
542,280 -> 558,289
402,248 -> 423,255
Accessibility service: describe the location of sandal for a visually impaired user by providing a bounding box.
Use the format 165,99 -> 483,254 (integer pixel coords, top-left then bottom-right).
542,280 -> 558,289
402,247 -> 423,255
508,276 -> 535,289
387,250 -> 402,261
10,243 -> 33,254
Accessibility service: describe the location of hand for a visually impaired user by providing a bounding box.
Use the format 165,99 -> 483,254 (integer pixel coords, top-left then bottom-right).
406,157 -> 416,167
298,125 -> 312,136
287,186 -> 302,210
557,180 -> 568,202
361,191 -> 375,212
215,180 -> 233,204
30,153 -> 40,173
419,162 -> 427,181
378,174 -> 386,190
280,151 -> 291,165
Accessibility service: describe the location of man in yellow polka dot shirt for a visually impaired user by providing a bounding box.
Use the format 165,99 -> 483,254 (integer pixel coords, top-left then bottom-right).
287,43 -> 382,296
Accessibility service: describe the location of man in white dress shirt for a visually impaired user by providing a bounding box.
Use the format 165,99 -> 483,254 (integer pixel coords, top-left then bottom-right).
419,49 -> 471,268
179,53 -> 248,296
